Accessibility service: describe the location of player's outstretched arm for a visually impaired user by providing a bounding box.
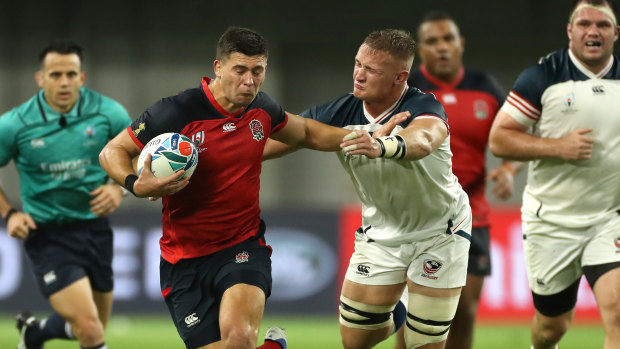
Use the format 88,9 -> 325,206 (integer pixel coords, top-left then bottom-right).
269,112 -> 351,151
99,131 -> 189,198
489,110 -> 594,161
268,111 -> 409,155
342,116 -> 444,161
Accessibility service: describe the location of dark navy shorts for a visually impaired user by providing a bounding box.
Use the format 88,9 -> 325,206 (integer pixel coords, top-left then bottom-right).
160,223 -> 273,349
468,226 -> 492,276
24,217 -> 114,298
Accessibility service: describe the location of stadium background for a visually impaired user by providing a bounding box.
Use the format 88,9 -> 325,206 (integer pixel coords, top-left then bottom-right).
0,0 -> 607,347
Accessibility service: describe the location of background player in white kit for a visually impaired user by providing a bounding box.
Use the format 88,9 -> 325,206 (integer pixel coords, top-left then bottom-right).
489,1 -> 620,348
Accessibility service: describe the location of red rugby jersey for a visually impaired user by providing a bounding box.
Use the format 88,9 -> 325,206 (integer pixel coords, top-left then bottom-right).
128,77 -> 287,263
409,66 -> 505,227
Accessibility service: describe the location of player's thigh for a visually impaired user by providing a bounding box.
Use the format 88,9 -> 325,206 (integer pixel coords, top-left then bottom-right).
49,277 -> 100,322
92,290 -> 114,328
341,279 -> 405,305
339,281 -> 405,348
590,266 -> 620,324
459,274 -> 485,305
219,283 -> 266,335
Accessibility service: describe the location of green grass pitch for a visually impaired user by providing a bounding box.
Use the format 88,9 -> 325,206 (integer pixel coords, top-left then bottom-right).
0,314 -> 604,348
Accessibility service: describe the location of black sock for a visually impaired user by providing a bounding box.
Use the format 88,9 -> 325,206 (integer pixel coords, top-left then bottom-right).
392,300 -> 407,333
28,312 -> 74,345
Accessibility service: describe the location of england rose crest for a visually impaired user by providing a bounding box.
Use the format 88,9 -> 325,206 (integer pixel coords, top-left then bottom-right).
249,120 -> 264,141
235,251 -> 249,263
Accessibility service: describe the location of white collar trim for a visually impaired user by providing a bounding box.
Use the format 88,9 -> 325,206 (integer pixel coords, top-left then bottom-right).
363,84 -> 408,124
568,49 -> 614,79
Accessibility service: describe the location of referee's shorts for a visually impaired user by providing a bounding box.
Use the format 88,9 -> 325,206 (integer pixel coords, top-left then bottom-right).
24,217 -> 114,297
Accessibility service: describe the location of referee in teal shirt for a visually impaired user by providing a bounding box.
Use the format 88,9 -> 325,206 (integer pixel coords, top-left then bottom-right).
0,40 -> 130,349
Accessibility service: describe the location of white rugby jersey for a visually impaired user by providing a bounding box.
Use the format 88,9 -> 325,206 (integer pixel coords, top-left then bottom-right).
301,86 -> 471,244
501,48 -> 620,227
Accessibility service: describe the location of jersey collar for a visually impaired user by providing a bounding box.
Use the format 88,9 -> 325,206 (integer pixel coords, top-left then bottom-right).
36,89 -> 82,123
362,84 -> 408,124
568,49 -> 614,79
201,77 -> 245,118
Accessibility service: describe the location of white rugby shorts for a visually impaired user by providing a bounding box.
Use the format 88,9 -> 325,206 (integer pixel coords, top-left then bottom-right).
523,210 -> 620,295
345,213 -> 471,289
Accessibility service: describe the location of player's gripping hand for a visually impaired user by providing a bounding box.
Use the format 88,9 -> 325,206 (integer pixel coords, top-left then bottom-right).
133,154 -> 190,198
7,211 -> 37,239
556,128 -> 594,160
340,131 -> 381,158
372,111 -> 410,138
90,184 -> 123,216
340,111 -> 410,158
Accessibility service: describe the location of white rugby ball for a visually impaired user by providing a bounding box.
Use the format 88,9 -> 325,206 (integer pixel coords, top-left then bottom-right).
136,133 -> 198,179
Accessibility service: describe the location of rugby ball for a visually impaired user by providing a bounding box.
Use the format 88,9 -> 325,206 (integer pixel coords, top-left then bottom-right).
136,133 -> 198,179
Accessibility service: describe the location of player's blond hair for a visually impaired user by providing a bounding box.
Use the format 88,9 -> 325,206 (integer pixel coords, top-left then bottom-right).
363,29 -> 416,70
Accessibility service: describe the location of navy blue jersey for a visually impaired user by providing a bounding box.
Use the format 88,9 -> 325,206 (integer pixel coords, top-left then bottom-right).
301,87 -> 447,129
129,77 -> 287,263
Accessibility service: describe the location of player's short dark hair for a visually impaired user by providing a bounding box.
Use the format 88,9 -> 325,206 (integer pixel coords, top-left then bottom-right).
416,11 -> 458,39
569,0 -> 618,23
39,40 -> 83,65
363,29 -> 416,64
216,26 -> 268,61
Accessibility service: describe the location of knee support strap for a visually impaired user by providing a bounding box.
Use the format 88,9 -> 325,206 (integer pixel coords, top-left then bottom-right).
339,295 -> 396,330
404,293 -> 460,348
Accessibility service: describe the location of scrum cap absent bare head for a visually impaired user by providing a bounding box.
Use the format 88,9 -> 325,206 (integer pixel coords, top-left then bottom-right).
570,2 -> 618,26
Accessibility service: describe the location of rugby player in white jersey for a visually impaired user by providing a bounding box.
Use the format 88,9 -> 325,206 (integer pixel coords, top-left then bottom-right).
489,1 -> 620,348
266,29 -> 472,349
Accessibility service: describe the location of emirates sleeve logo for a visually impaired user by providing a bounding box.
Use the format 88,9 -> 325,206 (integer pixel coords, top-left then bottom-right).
249,120 -> 264,141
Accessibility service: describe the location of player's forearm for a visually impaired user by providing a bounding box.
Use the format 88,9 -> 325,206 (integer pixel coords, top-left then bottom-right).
396,119 -> 446,161
0,187 -> 15,218
398,128 -> 435,160
99,144 -> 137,186
303,118 -> 349,152
489,127 -> 559,161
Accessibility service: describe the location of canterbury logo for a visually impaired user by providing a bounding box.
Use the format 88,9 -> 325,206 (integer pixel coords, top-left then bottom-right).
223,123 -> 236,132
185,313 -> 199,327
592,86 -> 605,94
357,265 -> 370,274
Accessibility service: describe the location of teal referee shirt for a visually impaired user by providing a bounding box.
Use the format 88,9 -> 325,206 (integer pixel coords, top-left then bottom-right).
0,88 -> 131,223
